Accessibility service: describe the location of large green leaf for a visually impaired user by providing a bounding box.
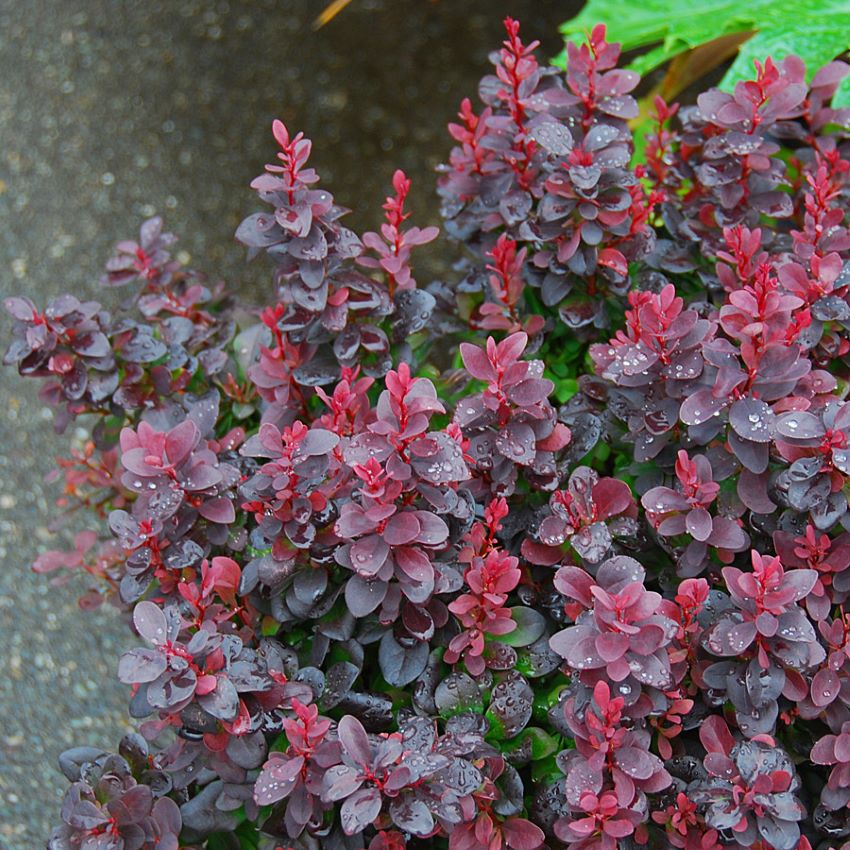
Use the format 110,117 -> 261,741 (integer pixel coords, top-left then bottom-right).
557,0 -> 850,92
836,76 -> 850,108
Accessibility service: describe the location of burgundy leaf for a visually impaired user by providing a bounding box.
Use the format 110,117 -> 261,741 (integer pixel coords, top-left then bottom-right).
340,786 -> 382,835
338,715 -> 372,766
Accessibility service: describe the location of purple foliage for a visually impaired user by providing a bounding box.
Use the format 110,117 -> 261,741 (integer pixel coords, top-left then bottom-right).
9,15 -> 850,850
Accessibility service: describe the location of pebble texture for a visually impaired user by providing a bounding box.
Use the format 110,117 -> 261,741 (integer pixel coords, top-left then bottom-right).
0,1 -> 569,845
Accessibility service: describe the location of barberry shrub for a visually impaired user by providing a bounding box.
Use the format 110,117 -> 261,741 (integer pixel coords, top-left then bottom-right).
9,15 -> 850,850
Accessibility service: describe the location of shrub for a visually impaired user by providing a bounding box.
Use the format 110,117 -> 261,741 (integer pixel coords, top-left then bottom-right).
8,15 -> 850,850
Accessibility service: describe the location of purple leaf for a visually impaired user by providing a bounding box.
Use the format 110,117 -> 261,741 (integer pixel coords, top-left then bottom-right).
728,398 -> 773,443
5,296 -> 35,320
502,818 -> 545,850
595,631 -> 629,662
615,746 -> 657,780
435,672 -> 483,715
571,522 -> 612,563
340,785 -> 382,835
686,507 -> 713,542
345,575 -> 387,617
508,378 -> 551,407
680,390 -> 727,426
118,648 -> 167,684
486,672 -> 533,738
300,428 -> 340,455
379,631 -> 428,686
322,764 -> 364,802
198,677 -> 239,721
382,512 -> 421,546
254,753 -> 304,806
706,617 -> 757,655
706,516 -> 749,551
413,511 -> 449,545
133,601 -> 168,644
389,798 -> 435,836
349,535 -> 390,577
549,624 -> 601,667
338,715 -> 372,766
776,411 -> 825,440
495,421 -> 536,465
198,497 -> 236,524
529,120 -> 574,155
460,343 -> 495,382
811,668 -> 840,707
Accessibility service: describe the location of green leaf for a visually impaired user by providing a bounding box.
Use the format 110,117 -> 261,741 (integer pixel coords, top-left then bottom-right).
232,402 -> 255,420
532,680 -> 569,724
552,377 -> 578,404
270,732 -> 289,753
531,754 -> 565,784
235,819 -> 260,849
558,0 -> 759,69
835,74 -> 850,107
557,0 -> 850,88
260,616 -> 280,637
508,726 -> 561,761
491,606 -> 547,647
724,16 -> 850,87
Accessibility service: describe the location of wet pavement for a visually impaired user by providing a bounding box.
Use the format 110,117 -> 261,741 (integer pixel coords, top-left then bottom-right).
0,1 -> 573,845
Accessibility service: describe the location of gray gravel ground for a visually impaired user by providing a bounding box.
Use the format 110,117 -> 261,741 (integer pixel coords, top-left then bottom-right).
0,1 -> 571,845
